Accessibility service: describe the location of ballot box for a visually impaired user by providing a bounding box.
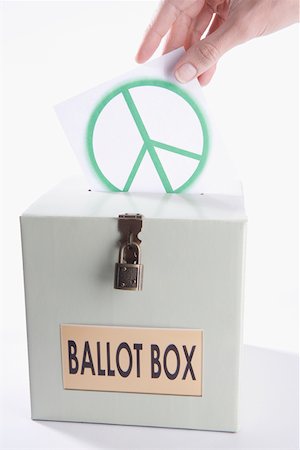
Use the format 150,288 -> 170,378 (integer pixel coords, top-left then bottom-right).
21,177 -> 247,432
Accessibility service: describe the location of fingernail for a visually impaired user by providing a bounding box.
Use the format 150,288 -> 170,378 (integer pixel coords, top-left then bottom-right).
175,63 -> 197,83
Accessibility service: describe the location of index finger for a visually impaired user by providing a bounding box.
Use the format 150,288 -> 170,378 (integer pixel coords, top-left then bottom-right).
136,1 -> 182,63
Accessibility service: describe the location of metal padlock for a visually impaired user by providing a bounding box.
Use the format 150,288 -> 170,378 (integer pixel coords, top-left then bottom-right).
114,242 -> 143,291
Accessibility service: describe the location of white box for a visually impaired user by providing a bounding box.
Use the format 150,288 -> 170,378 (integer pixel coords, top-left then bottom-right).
21,177 -> 247,432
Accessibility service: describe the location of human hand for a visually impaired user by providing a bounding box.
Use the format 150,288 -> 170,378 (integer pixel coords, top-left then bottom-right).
136,0 -> 299,85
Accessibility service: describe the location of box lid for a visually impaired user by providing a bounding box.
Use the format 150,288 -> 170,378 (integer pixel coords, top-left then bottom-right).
22,177 -> 246,221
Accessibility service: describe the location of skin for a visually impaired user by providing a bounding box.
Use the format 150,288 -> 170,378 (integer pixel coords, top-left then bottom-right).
136,0 -> 299,85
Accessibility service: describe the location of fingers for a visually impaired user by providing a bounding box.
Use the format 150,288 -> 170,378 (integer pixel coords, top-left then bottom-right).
163,12 -> 193,54
185,4 -> 214,48
174,20 -> 235,83
136,1 -> 182,63
196,11 -> 224,84
198,64 -> 217,85
163,0 -> 206,54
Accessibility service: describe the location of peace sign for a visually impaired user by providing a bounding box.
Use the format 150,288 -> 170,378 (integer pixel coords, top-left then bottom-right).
86,79 -> 209,193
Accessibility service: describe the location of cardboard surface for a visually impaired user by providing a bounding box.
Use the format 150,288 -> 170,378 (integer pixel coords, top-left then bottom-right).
21,179 -> 246,432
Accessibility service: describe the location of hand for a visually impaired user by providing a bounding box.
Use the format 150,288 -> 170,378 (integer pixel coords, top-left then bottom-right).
136,0 -> 299,85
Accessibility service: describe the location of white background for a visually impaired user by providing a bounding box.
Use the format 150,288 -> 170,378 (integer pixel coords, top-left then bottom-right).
1,1 -> 299,449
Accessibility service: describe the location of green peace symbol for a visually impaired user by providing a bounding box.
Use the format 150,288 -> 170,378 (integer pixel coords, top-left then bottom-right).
86,79 -> 210,193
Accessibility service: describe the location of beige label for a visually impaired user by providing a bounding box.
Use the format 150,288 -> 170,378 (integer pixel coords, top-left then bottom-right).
60,324 -> 203,396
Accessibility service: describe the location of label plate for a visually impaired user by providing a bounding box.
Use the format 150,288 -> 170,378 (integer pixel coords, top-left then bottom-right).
61,324 -> 203,396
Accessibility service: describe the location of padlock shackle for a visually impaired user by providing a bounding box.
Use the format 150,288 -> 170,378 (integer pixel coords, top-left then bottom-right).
119,242 -> 141,265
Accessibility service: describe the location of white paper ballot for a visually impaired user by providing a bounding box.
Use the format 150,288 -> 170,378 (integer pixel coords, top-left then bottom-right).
55,48 -> 241,195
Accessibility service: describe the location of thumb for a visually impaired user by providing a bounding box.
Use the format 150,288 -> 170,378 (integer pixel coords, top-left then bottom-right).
174,23 -> 236,83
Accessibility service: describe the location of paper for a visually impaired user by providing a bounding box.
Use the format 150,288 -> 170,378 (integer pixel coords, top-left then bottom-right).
55,48 -> 241,195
